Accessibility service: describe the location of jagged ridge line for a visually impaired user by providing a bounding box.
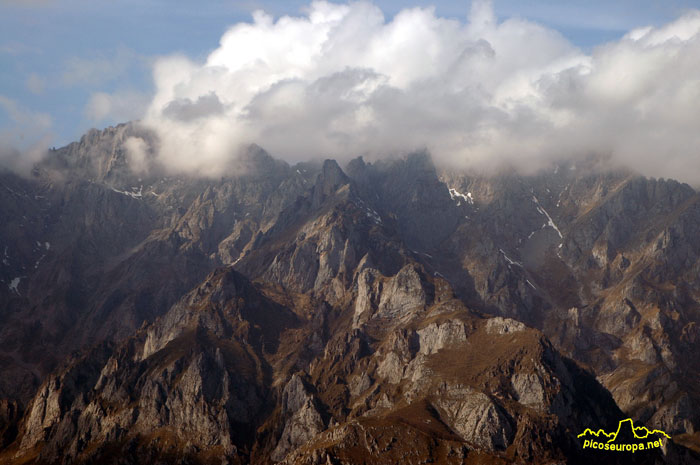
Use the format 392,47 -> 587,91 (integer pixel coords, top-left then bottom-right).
610,419 -> 672,443
628,426 -> 671,441
577,428 -> 615,439
577,419 -> 671,442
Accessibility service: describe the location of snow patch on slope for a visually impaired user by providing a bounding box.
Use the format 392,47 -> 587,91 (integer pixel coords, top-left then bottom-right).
111,185 -> 143,199
499,249 -> 522,268
8,277 -> 22,295
449,187 -> 474,206
532,195 -> 562,238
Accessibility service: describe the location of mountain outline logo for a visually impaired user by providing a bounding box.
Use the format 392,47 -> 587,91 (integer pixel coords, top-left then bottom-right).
578,418 -> 670,453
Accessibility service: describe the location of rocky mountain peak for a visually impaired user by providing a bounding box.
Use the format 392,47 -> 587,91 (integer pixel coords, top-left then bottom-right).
1,128 -> 700,464
234,144 -> 289,178
311,159 -> 350,202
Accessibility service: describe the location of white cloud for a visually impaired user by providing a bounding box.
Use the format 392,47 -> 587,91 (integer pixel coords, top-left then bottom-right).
123,136 -> 150,174
162,93 -> 226,122
85,90 -> 148,123
0,95 -> 52,134
0,95 -> 52,173
125,0 -> 700,183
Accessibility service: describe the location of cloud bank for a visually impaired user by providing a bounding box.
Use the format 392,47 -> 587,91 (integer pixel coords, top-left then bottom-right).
133,1 -> 700,182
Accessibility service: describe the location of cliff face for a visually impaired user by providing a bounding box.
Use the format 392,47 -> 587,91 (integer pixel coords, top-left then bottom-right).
0,125 -> 307,404
7,266 -> 627,464
438,167 -> 700,437
1,125 -> 700,463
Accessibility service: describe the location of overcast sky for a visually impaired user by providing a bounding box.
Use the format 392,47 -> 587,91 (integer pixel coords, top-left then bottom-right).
2,0 -> 700,181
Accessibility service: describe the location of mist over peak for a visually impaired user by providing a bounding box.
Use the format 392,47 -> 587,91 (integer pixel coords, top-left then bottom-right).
102,0 -> 697,184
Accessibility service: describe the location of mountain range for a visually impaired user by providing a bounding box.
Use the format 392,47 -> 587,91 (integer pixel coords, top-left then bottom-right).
1,122 -> 699,464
